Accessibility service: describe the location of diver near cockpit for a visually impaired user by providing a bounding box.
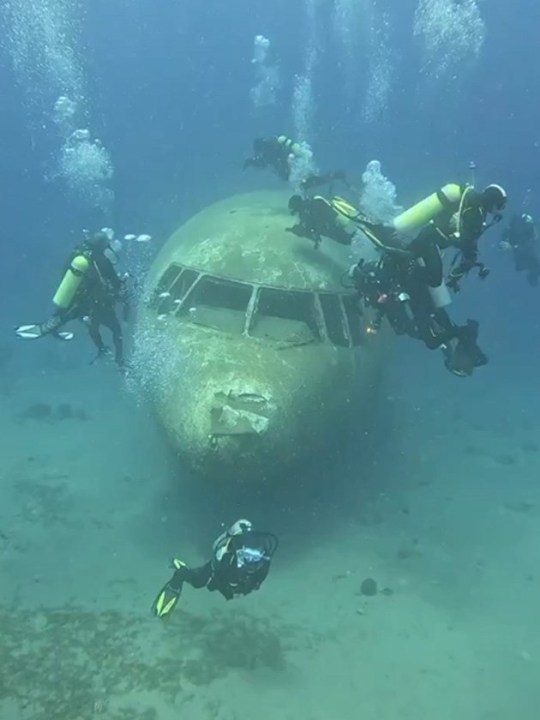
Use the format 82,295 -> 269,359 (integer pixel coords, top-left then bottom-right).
15,230 -> 129,368
349,251 -> 487,377
285,190 -> 487,376
408,183 -> 507,292
286,194 -> 397,250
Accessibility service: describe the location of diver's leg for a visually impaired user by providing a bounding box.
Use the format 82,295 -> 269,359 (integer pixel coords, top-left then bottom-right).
385,303 -> 417,338
183,562 -> 213,589
88,316 -> 107,356
409,228 -> 443,287
102,309 -> 124,366
406,286 -> 444,348
37,312 -> 68,338
152,560 -> 214,618
430,308 -> 458,345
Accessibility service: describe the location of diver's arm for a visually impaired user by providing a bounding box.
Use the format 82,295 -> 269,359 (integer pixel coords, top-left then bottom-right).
286,224 -> 322,248
286,223 -> 312,239
447,207 -> 484,289
459,205 -> 485,258
235,563 -> 269,596
97,256 -> 123,293
251,562 -> 270,591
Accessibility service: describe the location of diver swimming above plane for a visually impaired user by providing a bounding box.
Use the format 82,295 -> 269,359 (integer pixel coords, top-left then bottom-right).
243,134 -> 349,192
284,177 -> 506,378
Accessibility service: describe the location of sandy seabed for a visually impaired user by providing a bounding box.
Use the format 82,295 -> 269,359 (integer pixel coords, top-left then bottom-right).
0,350 -> 539,720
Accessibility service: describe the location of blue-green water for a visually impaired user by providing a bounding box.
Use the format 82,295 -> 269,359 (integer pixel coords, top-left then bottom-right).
1,2 -> 539,718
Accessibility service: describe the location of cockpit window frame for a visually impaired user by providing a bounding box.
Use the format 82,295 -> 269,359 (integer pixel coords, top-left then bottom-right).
151,262 -> 364,347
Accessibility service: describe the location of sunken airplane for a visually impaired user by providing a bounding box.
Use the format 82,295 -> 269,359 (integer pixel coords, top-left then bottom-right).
134,190 -> 388,486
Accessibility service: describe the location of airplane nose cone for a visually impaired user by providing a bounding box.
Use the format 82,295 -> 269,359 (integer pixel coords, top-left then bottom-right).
136,190 -> 388,487
209,390 -> 275,438
178,383 -> 284,482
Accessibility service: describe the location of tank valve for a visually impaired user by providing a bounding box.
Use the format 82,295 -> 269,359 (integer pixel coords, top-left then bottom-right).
469,160 -> 477,186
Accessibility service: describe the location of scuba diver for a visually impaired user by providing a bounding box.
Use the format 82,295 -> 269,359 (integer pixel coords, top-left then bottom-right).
286,194 -> 398,250
152,519 -> 278,618
287,194 -> 355,247
350,250 -> 488,377
243,135 -> 347,191
411,184 -> 507,292
500,213 -> 539,287
15,230 -> 129,369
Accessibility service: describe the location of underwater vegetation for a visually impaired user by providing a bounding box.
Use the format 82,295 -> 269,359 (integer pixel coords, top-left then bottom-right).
0,606 -> 314,719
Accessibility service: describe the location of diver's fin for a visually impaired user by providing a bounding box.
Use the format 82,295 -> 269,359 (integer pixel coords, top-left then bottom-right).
152,580 -> 183,618
152,560 -> 186,618
15,324 -> 43,339
56,331 -> 74,341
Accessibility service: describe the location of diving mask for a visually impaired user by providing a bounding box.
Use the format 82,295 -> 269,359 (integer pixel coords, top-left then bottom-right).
236,546 -> 267,569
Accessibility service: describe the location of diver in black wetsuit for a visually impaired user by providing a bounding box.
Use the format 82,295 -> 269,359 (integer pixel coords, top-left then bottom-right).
15,231 -> 129,368
413,184 -> 507,292
351,250 -> 488,377
500,213 -> 540,288
243,135 -> 347,191
286,194 -> 356,247
286,194 -> 398,250
152,520 -> 278,618
243,136 -> 298,180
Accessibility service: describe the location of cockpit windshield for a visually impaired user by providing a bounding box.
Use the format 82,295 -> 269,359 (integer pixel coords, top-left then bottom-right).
150,263 -> 364,347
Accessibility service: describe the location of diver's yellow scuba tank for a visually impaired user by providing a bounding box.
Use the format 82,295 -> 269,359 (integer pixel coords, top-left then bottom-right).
393,184 -> 463,234
277,135 -> 302,156
52,254 -> 90,309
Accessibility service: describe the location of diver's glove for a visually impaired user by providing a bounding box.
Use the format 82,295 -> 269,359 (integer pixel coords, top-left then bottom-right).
152,559 -> 186,619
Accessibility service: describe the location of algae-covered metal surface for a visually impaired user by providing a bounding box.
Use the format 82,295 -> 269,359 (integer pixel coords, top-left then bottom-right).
135,191 -> 387,484
146,191 -> 354,292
